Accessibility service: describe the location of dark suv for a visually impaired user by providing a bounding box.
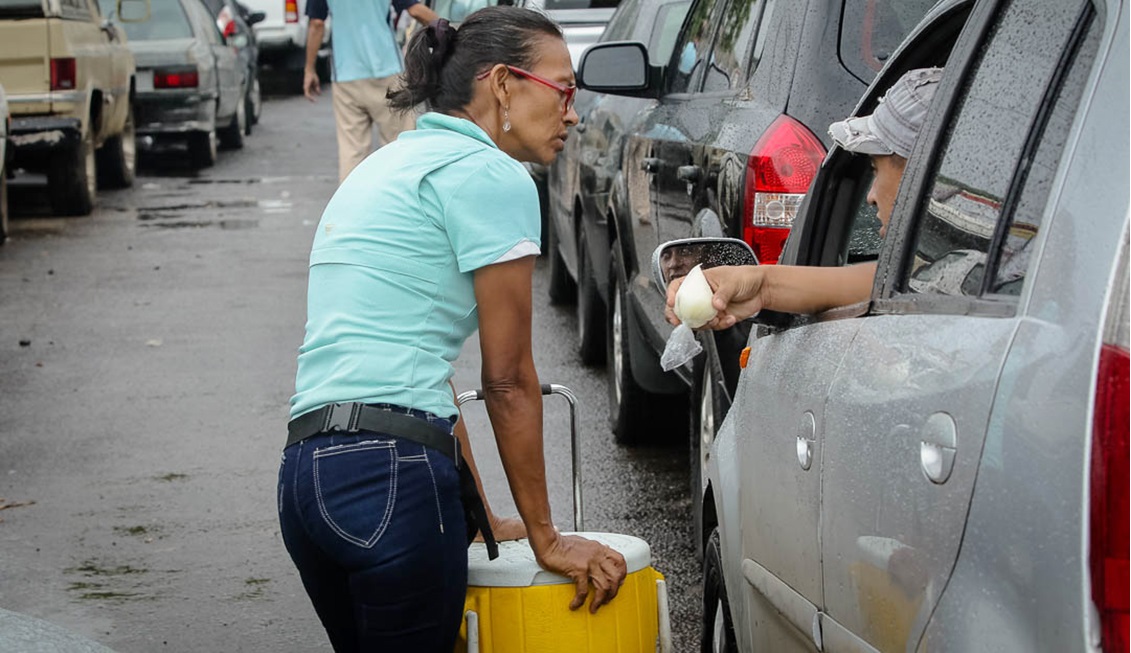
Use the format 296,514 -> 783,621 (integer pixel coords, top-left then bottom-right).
564,0 -> 934,540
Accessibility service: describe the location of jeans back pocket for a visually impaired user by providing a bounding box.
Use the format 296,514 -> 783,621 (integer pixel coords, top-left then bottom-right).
312,439 -> 398,548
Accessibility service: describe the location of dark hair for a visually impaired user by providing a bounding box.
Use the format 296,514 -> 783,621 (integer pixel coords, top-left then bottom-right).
387,7 -> 563,114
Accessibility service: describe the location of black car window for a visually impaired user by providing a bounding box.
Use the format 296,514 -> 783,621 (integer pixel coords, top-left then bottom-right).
840,0 -> 939,83
649,0 -> 692,66
600,0 -> 640,42
116,0 -> 194,40
665,0 -> 720,93
901,0 -> 1093,300
701,0 -> 763,92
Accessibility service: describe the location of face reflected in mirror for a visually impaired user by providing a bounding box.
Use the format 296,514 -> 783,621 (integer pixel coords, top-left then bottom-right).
660,243 -> 706,285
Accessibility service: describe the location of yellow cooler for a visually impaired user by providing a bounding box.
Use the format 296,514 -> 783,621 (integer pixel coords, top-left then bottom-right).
454,386 -> 672,653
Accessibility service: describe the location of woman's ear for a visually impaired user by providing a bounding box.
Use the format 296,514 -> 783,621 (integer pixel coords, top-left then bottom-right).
488,65 -> 512,107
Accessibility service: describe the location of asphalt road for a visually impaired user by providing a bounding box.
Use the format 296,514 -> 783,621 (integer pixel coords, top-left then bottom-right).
0,89 -> 701,652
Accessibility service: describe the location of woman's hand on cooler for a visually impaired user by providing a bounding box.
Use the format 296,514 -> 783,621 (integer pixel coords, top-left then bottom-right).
665,265 -> 767,330
533,531 -> 627,613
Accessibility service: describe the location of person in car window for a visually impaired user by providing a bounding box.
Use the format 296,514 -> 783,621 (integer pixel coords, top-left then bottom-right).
280,8 -> 627,652
302,0 -> 438,182
665,67 -> 943,329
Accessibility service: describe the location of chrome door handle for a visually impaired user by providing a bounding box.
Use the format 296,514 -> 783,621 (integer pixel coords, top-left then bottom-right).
640,157 -> 661,173
677,165 -> 702,182
919,412 -> 957,484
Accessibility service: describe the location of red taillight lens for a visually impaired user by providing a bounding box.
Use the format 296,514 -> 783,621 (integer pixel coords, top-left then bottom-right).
742,115 -> 825,264
217,6 -> 237,37
154,68 -> 200,88
1091,342 -> 1130,653
50,58 -> 76,91
285,0 -> 298,23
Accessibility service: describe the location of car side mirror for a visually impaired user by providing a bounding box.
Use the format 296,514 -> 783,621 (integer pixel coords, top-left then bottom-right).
578,41 -> 660,99
247,9 -> 266,25
651,237 -> 758,295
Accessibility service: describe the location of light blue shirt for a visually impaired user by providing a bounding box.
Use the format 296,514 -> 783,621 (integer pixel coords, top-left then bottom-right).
320,0 -> 403,82
291,113 -> 542,420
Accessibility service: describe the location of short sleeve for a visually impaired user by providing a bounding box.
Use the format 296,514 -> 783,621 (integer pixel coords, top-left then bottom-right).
442,154 -> 542,274
306,0 -> 328,20
391,0 -> 418,13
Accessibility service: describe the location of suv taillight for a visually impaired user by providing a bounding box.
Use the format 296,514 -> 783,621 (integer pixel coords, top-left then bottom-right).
50,58 -> 76,91
285,0 -> 298,23
1091,248 -> 1130,653
742,115 -> 825,264
154,68 -> 199,88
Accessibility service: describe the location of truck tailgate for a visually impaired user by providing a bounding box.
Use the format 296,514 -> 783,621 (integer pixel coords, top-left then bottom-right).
0,17 -> 49,108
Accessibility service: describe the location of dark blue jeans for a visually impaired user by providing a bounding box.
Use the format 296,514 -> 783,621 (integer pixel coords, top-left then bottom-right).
278,406 -> 468,652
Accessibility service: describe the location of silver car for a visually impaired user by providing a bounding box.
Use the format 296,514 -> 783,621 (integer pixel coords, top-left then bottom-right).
653,0 -> 1129,650
102,0 -> 248,168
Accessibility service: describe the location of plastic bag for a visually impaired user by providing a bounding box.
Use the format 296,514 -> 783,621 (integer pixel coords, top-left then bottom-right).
660,324 -> 702,371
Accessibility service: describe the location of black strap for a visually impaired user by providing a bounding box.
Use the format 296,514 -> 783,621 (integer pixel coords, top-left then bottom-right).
286,403 -> 499,559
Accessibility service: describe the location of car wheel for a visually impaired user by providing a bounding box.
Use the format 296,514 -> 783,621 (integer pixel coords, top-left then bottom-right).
48,131 -> 95,216
188,130 -> 217,169
96,102 -> 137,190
607,243 -> 655,446
702,527 -> 738,653
576,227 -> 605,365
218,99 -> 246,150
247,74 -> 261,128
546,211 -> 576,304
0,173 -> 9,245
690,356 -> 720,558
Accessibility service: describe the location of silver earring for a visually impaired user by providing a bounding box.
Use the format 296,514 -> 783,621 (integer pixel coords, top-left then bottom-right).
503,108 -> 511,133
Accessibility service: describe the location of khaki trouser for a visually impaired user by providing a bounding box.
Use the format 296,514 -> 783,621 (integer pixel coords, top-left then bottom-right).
331,75 -> 416,182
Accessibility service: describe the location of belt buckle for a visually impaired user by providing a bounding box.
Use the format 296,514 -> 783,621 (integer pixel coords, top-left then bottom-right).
322,403 -> 360,433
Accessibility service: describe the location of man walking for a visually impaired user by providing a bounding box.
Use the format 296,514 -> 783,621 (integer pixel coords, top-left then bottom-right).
303,0 -> 438,182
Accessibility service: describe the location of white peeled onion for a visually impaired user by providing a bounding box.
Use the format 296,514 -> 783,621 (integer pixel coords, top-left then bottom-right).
674,264 -> 716,329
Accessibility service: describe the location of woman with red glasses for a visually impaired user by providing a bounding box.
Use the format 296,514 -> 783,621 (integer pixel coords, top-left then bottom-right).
279,6 -> 624,652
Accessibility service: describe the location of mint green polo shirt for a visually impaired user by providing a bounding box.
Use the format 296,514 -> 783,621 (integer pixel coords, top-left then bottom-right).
290,113 -> 541,420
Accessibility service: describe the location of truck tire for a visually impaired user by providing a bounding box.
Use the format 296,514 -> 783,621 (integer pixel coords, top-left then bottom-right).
96,103 -> 136,189
48,133 -> 96,216
188,130 -> 217,169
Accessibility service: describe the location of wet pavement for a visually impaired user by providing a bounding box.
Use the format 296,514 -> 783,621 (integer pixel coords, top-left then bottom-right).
0,89 -> 700,651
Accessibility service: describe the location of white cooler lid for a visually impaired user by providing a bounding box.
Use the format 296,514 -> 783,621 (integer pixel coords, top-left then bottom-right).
467,531 -> 652,588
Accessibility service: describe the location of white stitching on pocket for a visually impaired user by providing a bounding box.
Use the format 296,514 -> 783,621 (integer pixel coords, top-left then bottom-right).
312,440 -> 398,548
422,448 -> 445,534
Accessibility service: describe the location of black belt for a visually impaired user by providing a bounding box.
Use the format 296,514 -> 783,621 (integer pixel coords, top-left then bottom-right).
285,402 -> 498,559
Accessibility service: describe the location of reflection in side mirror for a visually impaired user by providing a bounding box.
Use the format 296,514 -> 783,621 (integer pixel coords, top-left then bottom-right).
117,0 -> 150,22
577,41 -> 655,97
651,237 -> 758,294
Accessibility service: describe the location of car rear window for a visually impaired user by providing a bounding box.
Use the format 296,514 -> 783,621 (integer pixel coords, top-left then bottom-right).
840,0 -> 938,83
115,0 -> 194,41
543,0 -> 619,9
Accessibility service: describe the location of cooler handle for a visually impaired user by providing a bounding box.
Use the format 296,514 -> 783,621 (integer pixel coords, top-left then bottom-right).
456,383 -> 583,531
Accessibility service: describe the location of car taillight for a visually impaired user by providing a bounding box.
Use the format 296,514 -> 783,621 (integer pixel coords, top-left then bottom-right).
50,58 -> 76,91
154,68 -> 199,88
217,6 -> 237,37
1090,252 -> 1130,653
285,0 -> 298,23
742,115 -> 825,264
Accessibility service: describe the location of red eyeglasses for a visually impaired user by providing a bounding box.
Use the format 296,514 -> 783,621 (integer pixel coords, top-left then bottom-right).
476,65 -> 577,115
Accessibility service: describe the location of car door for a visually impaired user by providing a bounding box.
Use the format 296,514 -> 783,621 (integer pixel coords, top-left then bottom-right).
622,0 -> 727,352
189,0 -> 240,122
816,0 -> 1099,650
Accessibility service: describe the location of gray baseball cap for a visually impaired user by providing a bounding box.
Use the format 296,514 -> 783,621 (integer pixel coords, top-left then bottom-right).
828,67 -> 944,159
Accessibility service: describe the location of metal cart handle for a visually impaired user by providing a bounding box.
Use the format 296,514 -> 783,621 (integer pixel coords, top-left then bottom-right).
456,384 -> 584,531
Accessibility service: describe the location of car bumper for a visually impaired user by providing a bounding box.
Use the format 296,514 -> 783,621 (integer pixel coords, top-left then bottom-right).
135,92 -> 215,137
8,116 -> 82,153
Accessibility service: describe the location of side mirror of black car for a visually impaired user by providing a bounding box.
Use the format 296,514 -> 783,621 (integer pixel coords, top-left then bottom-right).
650,237 -> 758,294
247,9 -> 266,25
578,41 -> 661,99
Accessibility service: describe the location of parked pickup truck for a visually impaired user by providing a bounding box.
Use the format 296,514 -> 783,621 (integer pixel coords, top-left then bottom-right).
0,0 -> 137,216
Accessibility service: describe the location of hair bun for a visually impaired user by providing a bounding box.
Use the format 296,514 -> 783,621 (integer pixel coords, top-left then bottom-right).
427,19 -> 457,68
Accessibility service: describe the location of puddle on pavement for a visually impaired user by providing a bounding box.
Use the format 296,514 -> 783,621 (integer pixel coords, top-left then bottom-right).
139,219 -> 260,230
233,578 -> 271,601
65,560 -> 149,603
154,473 -> 189,482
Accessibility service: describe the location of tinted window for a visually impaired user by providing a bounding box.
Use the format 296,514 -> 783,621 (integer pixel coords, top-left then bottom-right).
840,0 -> 938,83
666,0 -> 719,93
904,0 -> 1089,298
0,0 -> 44,17
701,0 -> 763,92
544,0 -> 619,8
113,0 -> 194,39
648,0 -> 692,64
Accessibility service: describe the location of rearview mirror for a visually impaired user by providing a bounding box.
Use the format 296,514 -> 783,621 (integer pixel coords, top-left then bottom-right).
651,238 -> 758,294
578,41 -> 659,98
